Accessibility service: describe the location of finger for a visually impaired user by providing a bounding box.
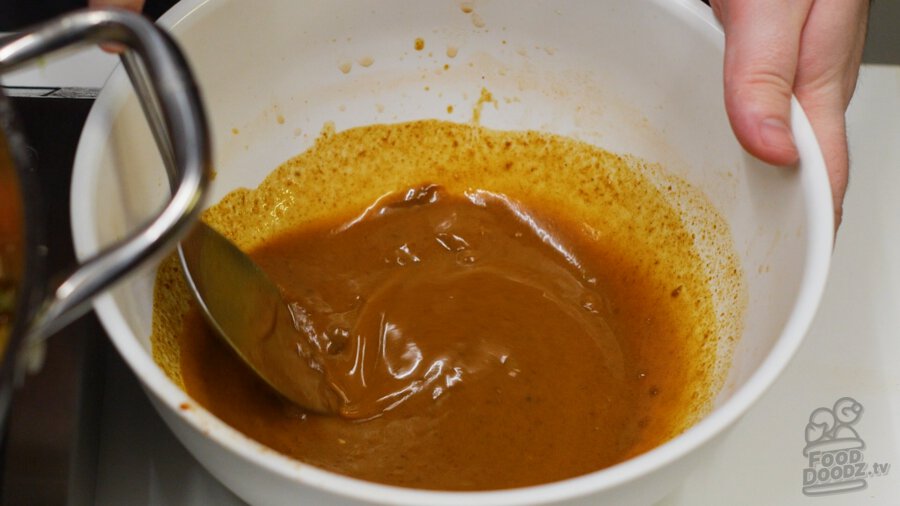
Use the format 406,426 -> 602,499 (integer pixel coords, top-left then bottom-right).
87,0 -> 146,53
792,0 -> 868,229
719,0 -> 813,166
88,0 -> 145,10
797,94 -> 848,228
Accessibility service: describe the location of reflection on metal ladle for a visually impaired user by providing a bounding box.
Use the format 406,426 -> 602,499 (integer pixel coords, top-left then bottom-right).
121,52 -> 343,414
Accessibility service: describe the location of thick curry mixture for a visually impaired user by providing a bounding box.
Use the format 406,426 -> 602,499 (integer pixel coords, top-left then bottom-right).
151,120 -> 742,491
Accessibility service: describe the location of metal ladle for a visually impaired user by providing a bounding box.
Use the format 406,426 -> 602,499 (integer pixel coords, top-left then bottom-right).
120,42 -> 341,415
0,9 -> 208,414
0,9 -> 338,416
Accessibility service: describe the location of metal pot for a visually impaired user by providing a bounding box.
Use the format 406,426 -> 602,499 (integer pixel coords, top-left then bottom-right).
0,9 -> 210,423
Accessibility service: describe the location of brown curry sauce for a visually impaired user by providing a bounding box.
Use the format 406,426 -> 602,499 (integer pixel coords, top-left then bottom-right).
153,120 -> 741,491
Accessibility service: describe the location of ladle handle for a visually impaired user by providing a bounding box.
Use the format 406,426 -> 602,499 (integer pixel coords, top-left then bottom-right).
0,10 -> 210,347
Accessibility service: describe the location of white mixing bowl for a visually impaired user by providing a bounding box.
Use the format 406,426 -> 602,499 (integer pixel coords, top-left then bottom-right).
71,0 -> 833,504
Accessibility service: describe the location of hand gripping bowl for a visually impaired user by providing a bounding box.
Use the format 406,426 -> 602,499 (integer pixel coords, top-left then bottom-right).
71,0 -> 833,504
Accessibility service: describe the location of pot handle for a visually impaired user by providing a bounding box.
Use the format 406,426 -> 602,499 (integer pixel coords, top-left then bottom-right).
0,10 -> 210,355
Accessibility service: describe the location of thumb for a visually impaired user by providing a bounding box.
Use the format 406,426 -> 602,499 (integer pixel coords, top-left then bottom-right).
718,1 -> 812,166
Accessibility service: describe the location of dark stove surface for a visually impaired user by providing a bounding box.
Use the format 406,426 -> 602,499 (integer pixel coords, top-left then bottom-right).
1,96 -> 107,506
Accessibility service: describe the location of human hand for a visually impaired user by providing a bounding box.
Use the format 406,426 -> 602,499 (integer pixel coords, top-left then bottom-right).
88,0 -> 145,10
711,0 -> 869,229
86,0 -> 146,52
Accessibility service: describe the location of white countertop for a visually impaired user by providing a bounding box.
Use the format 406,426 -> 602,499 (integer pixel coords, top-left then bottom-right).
81,64 -> 900,505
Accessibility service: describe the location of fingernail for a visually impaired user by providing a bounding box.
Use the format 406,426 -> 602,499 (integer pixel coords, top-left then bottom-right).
759,118 -> 798,159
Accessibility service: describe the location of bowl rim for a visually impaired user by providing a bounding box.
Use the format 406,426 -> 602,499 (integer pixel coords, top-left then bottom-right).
71,0 -> 834,504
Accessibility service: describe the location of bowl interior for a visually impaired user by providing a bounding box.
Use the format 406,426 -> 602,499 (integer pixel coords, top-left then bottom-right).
71,0 -> 831,502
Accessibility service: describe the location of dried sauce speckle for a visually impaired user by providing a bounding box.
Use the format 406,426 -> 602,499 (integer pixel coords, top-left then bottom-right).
471,87 -> 497,124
